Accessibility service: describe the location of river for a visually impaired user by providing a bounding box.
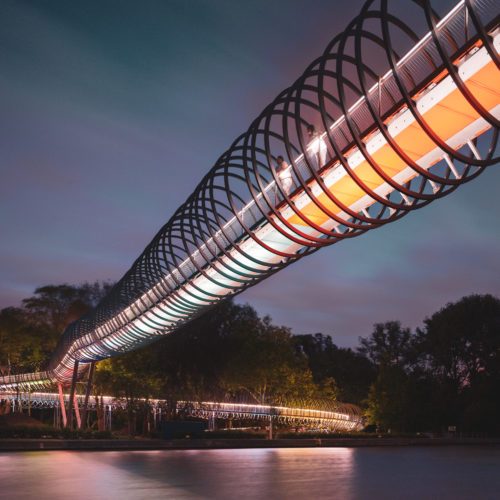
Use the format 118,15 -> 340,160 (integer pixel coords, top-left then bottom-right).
1,446 -> 499,499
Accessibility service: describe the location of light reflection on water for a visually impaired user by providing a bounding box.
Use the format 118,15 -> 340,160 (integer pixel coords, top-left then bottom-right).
1,446 -> 499,499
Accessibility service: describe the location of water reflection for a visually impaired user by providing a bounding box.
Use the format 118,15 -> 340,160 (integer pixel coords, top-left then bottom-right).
0,446 -> 499,499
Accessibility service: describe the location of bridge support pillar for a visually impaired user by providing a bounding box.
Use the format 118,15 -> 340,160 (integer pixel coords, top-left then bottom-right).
68,360 -> 79,429
268,416 -> 273,440
73,393 -> 81,429
208,411 -> 215,431
57,383 -> 67,428
54,403 -> 59,428
106,405 -> 112,431
81,362 -> 95,429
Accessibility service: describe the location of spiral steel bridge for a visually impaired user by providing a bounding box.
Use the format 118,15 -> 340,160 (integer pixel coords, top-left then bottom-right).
1,0 -> 499,395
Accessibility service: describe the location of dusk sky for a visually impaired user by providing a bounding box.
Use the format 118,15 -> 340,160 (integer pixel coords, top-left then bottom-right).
1,0 -> 499,347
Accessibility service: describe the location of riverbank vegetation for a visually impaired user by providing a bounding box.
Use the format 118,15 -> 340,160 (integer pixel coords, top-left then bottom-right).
1,283 -> 499,435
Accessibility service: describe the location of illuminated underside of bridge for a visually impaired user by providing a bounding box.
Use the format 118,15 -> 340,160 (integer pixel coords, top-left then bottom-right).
2,392 -> 364,432
1,0 -> 499,422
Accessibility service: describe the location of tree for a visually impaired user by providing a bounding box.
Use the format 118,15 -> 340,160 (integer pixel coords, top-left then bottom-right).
150,301 -> 319,406
151,300 -> 264,402
94,350 -> 162,435
358,321 -> 413,368
0,307 -> 50,375
418,294 -> 500,387
363,296 -> 500,434
223,320 -> 318,405
0,282 -> 113,375
294,333 -> 375,405
417,294 -> 500,433
23,282 -> 113,333
365,364 -> 409,432
360,321 -> 419,432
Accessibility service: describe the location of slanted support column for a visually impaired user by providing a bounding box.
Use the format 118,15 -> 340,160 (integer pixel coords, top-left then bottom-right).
67,360 -> 79,429
57,383 -> 67,428
73,393 -> 81,429
81,362 -> 95,429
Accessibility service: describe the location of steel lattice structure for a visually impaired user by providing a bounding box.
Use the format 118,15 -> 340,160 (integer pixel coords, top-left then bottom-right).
0,0 -> 499,392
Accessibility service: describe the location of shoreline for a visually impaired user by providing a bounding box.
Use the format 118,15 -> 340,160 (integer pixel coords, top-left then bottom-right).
1,437 -> 499,452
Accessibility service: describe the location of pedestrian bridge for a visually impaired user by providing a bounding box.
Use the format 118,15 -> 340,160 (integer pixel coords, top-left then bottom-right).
1,0 -> 499,403
0,392 -> 364,432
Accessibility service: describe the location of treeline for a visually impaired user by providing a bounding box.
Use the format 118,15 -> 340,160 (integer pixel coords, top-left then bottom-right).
361,295 -> 500,435
0,283 -> 499,434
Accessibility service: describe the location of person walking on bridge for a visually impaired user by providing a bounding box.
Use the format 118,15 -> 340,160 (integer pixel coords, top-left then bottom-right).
306,124 -> 327,169
276,155 -> 293,201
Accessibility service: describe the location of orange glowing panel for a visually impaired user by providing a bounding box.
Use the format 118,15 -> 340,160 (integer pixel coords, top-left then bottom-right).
288,58 -> 500,227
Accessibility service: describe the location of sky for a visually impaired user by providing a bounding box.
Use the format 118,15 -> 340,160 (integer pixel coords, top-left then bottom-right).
1,0 -> 499,347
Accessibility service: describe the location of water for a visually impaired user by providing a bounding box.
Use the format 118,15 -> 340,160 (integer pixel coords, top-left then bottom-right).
1,446 -> 499,499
